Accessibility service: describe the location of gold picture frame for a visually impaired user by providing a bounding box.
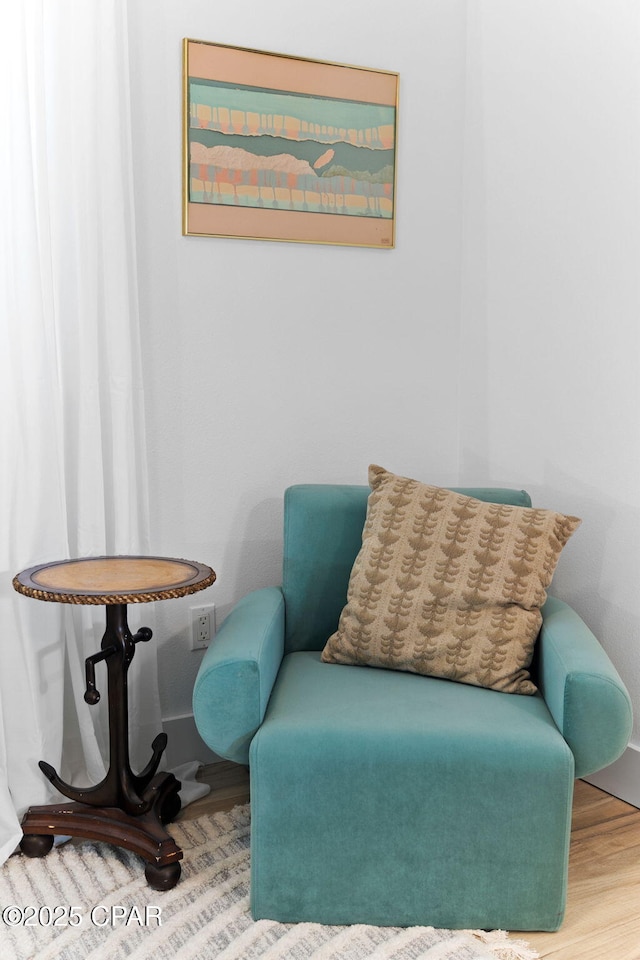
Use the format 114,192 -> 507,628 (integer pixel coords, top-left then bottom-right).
182,39 -> 399,248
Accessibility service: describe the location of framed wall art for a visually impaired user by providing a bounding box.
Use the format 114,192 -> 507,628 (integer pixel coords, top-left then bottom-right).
183,39 -> 399,248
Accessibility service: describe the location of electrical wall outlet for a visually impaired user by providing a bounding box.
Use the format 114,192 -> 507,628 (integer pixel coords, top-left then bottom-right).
191,604 -> 215,651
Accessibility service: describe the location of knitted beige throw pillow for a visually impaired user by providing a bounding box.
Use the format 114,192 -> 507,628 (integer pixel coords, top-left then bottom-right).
321,465 -> 581,694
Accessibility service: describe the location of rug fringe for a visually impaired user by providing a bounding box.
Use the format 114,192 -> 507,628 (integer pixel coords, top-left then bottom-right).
467,929 -> 540,960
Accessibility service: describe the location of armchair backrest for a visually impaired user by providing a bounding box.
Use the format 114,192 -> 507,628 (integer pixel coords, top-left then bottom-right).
282,483 -> 532,654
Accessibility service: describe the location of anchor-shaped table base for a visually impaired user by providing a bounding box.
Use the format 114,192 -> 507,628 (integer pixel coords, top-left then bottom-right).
19,604 -> 183,890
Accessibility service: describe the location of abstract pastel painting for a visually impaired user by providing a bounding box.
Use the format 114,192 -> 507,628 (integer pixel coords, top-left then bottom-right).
183,40 -> 399,247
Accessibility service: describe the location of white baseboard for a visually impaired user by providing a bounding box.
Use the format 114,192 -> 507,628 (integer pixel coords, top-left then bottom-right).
162,713 -> 221,769
584,742 -> 640,809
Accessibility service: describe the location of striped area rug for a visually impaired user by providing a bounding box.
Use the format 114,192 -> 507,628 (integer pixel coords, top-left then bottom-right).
0,805 -> 538,960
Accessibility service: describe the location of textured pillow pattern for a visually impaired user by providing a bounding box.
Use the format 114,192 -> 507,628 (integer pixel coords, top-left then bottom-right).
321,465 -> 581,694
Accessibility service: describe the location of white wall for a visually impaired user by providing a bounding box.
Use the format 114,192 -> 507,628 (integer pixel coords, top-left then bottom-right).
127,0 -> 468,729
459,0 -> 640,797
128,0 -> 640,801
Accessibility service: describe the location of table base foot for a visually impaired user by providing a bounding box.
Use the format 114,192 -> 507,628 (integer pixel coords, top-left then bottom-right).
20,774 -> 183,891
19,833 -> 54,858
145,859 -> 182,891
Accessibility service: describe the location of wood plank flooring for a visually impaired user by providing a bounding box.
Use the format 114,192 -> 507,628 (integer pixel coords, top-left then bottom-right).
180,764 -> 640,959
524,779 -> 640,960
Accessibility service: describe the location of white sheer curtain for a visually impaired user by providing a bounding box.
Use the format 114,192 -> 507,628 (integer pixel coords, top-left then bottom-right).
0,0 -> 163,864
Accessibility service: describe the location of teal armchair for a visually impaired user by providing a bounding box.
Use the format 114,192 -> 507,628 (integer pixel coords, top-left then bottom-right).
193,484 -> 632,931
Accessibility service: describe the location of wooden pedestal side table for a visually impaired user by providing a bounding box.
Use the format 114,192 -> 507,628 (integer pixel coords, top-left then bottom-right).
12,555 -> 215,891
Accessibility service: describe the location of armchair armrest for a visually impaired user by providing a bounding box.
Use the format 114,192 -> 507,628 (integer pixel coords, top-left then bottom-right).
538,595 -> 633,778
193,587 -> 285,765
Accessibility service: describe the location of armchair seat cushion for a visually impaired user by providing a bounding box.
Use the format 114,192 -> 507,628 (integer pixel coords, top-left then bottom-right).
250,651 -> 575,930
